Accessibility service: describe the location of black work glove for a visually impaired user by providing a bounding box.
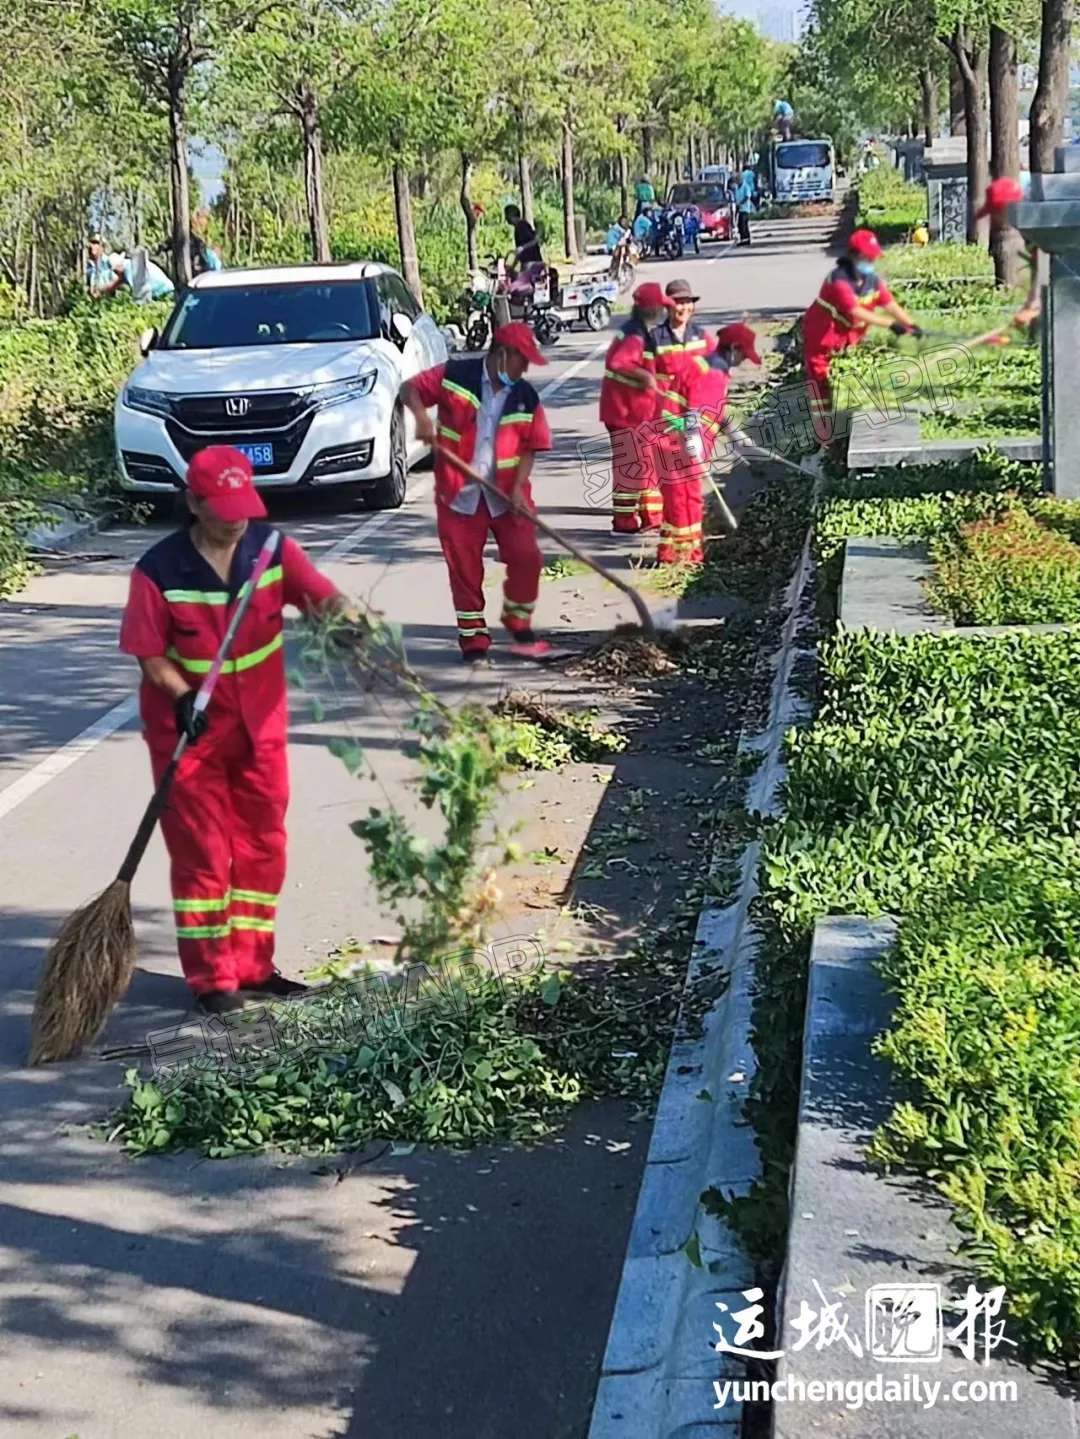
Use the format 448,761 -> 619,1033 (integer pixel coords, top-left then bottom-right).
175,691 -> 208,743
889,321 -> 909,337
909,324 -> 925,340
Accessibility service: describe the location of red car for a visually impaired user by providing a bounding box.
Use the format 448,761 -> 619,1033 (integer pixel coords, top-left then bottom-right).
667,182 -> 733,241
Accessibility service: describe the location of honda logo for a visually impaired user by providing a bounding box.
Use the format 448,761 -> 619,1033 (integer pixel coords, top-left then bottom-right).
224,396 -> 251,418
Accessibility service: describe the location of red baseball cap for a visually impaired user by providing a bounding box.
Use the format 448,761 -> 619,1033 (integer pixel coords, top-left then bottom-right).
975,176 -> 1023,219
847,228 -> 883,260
492,322 -> 547,367
714,322 -> 761,365
633,281 -> 676,310
186,445 -> 267,521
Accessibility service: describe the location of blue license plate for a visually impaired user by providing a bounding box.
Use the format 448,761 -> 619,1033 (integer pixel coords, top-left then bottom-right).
236,442 -> 273,469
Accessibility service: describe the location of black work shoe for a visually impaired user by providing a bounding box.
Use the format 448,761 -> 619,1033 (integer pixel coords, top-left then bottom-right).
244,972 -> 310,1000
197,990 -> 250,1015
462,650 -> 492,667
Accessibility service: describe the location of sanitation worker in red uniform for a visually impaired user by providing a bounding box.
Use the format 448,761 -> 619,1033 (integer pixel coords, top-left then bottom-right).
661,322 -> 761,565
649,279 -> 719,562
975,177 -> 1045,328
599,281 -> 674,533
402,323 -> 552,663
120,446 -> 345,1014
802,228 -> 921,444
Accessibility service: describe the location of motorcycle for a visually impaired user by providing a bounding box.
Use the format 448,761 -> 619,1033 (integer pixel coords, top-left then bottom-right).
607,234 -> 639,293
653,206 -> 685,260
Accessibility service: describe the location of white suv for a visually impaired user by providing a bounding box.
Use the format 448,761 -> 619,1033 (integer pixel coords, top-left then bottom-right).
114,261 -> 448,509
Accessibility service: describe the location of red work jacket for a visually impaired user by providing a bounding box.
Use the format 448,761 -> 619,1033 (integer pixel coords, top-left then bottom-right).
120,522 -> 338,747
411,357 -> 552,507
802,263 -> 893,358
600,317 -> 659,430
650,320 -> 716,412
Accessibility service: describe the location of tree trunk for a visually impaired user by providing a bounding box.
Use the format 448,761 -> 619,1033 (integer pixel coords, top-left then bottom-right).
617,148 -> 629,219
950,27 -> 989,244
989,25 -> 1022,286
641,123 -> 653,175
949,60 -> 966,135
688,132 -> 698,178
167,65 -> 192,286
299,87 -> 331,263
920,66 -> 939,146
392,161 -> 423,305
518,144 -> 535,227
561,119 -> 577,261
1030,0 -> 1075,172
459,151 -> 478,271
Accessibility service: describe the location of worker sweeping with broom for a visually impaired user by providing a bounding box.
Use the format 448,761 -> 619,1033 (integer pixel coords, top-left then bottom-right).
802,228 -> 922,447
29,445 -> 350,1060
118,446 -> 347,1016
401,323 -> 553,664
656,323 -> 759,564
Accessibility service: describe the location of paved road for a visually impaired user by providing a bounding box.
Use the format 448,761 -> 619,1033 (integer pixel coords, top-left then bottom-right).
0,222 -> 834,1439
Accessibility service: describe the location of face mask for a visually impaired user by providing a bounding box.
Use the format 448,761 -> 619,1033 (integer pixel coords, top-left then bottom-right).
497,369 -> 513,388
854,258 -> 874,277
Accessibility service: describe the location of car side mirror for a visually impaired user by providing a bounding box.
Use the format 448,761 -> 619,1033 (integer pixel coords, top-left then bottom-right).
139,326 -> 159,357
391,313 -> 413,345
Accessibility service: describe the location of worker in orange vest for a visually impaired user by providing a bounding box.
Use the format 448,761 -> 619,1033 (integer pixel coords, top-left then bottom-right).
599,281 -> 675,533
659,323 -> 759,564
802,228 -> 921,445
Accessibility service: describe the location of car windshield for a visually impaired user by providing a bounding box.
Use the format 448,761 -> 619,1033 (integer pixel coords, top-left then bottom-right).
776,142 -> 831,169
669,184 -> 726,207
160,280 -> 380,349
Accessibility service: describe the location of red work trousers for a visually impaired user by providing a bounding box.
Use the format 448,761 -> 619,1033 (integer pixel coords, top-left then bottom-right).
150,723 -> 288,996
804,345 -> 836,446
437,498 -> 543,653
658,471 -> 705,565
608,424 -> 662,533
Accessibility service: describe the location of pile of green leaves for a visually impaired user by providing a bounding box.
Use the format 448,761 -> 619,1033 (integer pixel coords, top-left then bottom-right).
493,699 -> 628,770
732,627 -> 1080,1362
929,507 -> 1080,625
855,168 -> 926,243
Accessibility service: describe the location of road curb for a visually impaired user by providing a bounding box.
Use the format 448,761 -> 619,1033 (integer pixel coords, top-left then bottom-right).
588,482 -> 821,1439
27,502 -> 119,553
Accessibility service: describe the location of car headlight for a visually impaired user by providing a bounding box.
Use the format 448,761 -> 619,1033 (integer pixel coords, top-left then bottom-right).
310,372 -> 378,410
123,385 -> 173,417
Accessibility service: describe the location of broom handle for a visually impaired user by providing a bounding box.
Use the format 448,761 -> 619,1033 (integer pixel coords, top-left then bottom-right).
433,442 -> 655,636
115,529 -> 281,885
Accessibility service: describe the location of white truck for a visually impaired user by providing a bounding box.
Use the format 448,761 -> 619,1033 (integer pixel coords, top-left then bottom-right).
769,139 -> 835,205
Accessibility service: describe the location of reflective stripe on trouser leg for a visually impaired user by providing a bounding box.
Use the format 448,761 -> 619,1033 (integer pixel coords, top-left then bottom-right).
436,502 -> 493,652
804,348 -> 835,446
657,477 -> 704,565
152,740 -> 237,995
491,509 -> 543,636
227,733 -> 289,990
608,424 -> 645,533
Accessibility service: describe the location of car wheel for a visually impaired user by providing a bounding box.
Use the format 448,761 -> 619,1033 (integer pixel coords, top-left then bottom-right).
366,407 -> 408,510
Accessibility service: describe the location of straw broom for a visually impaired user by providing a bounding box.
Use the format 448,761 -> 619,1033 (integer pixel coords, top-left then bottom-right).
29,528 -> 281,1064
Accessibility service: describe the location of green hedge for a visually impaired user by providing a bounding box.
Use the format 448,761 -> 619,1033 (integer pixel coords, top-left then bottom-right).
0,295 -> 172,597
754,629 -> 1080,1362
856,167 -> 926,244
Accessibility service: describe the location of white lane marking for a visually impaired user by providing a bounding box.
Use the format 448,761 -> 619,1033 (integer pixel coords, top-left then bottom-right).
706,240 -> 738,266
0,338 -> 614,822
0,695 -> 139,822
